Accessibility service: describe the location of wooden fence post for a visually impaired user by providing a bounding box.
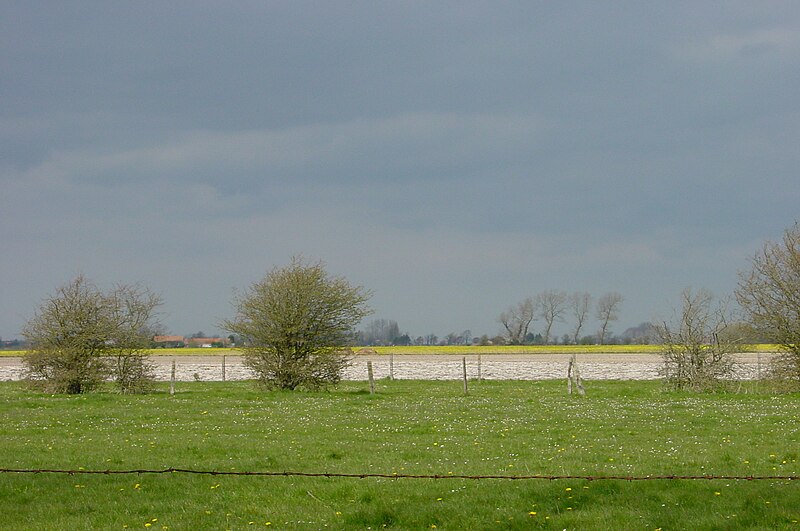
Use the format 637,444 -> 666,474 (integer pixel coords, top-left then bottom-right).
389,353 -> 394,380
170,358 -> 176,396
567,356 -> 573,395
477,354 -> 482,381
222,355 -> 226,382
462,357 -> 468,395
567,353 -> 585,396
367,361 -> 375,394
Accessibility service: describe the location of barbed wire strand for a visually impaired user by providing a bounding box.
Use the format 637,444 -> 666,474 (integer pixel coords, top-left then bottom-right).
0,468 -> 797,481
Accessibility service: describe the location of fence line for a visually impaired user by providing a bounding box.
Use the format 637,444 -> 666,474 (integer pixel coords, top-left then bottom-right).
1,467 -> 797,481
0,354 -> 776,382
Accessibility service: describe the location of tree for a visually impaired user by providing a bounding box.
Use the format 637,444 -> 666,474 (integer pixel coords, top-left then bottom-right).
536,290 -> 568,344
656,288 -> 737,391
621,322 -> 657,344
223,258 -> 372,390
22,275 -> 161,394
499,297 -> 536,345
569,292 -> 592,344
361,318 -> 401,346
108,283 -> 164,393
460,329 -> 473,345
596,292 -> 623,344
394,333 -> 411,346
736,223 -> 800,384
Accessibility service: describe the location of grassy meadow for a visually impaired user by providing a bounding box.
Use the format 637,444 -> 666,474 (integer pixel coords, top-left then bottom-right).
1,379 -> 798,529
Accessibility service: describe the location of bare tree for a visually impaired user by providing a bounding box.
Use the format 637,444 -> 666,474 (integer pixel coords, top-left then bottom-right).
656,288 -> 737,391
224,257 -> 372,390
569,292 -> 593,344
22,275 -> 161,394
362,319 -> 401,346
596,292 -> 623,344
536,290 -> 568,344
736,223 -> 800,384
499,297 -> 536,345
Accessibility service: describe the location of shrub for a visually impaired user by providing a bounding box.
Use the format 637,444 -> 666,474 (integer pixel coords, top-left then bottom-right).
656,288 -> 737,391
224,258 -> 372,390
22,275 -> 161,394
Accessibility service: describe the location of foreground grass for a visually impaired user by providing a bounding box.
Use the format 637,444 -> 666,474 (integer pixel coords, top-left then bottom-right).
0,380 -> 798,529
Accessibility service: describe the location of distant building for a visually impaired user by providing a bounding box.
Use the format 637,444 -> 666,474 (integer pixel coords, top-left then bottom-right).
152,335 -> 186,348
186,337 -> 231,348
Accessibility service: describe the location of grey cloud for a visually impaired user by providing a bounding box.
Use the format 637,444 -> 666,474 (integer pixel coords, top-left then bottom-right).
13,112 -> 541,194
2,1 -> 800,338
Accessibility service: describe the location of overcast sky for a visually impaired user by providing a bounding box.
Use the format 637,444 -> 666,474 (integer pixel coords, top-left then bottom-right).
2,1 -> 799,341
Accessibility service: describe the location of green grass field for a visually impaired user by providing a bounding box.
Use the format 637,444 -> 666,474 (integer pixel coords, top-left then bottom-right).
1,380 -> 798,529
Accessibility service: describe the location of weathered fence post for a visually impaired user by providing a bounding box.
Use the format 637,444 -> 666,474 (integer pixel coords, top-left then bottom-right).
477,354 -> 482,381
389,353 -> 394,380
567,353 -> 585,396
567,356 -> 573,395
367,361 -> 375,394
222,355 -> 226,382
462,356 -> 468,395
170,358 -> 176,396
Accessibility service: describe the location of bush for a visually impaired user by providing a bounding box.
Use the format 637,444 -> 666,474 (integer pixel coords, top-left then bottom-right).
224,258 -> 372,390
656,288 -> 737,391
22,275 -> 161,394
736,223 -> 800,384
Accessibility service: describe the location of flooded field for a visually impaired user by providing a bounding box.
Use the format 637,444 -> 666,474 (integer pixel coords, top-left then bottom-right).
0,353 -> 773,382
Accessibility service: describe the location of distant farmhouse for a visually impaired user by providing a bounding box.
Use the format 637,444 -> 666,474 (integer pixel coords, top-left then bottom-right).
152,335 -> 232,348
152,335 -> 187,348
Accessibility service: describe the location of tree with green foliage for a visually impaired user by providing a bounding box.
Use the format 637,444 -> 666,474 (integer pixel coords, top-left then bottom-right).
736,223 -> 800,384
224,258 -> 372,390
22,275 -> 162,394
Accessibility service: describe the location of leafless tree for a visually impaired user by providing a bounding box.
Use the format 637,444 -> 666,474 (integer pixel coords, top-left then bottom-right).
656,288 -> 737,391
536,290 -> 568,344
499,297 -> 536,345
596,292 -> 623,344
569,292 -> 593,344
22,275 -> 161,394
736,223 -> 800,384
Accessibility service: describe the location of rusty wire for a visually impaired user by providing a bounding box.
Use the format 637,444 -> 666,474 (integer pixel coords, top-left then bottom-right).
0,468 -> 797,481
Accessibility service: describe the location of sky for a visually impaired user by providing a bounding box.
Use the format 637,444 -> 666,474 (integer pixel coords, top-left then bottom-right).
2,1 -> 799,341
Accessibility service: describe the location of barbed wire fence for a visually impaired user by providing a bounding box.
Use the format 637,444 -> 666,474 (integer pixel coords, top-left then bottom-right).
1,467 -> 797,482
2,356 -> 794,484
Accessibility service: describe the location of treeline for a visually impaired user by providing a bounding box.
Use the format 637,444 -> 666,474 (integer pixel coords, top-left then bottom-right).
355,291 -> 657,347
355,320 -> 659,348
0,338 -> 24,350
